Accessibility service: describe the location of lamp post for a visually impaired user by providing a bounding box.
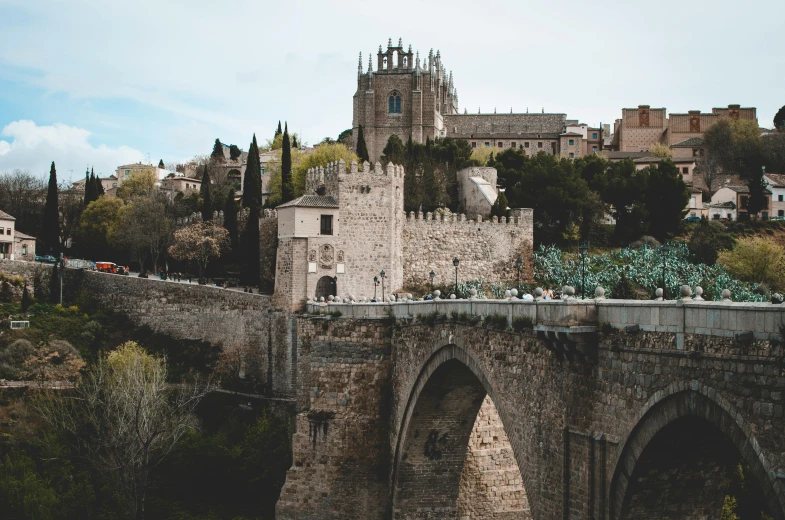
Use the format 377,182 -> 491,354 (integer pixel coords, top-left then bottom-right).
660,243 -> 670,300
380,270 -> 386,302
429,270 -> 435,294
515,257 -> 522,291
453,257 -> 460,297
373,276 -> 379,301
579,243 -> 588,299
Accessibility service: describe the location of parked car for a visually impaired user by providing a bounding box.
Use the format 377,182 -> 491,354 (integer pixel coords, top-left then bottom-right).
770,216 -> 785,221
95,261 -> 118,273
35,255 -> 57,264
683,216 -> 702,223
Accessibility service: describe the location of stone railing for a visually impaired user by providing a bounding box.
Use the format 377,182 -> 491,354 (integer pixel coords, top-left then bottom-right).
305,296 -> 785,344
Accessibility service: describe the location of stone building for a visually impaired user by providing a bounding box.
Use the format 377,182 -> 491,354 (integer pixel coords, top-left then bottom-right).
353,39 -> 600,162
0,210 -> 35,261
456,166 -> 498,217
612,104 -> 758,152
273,160 -> 533,311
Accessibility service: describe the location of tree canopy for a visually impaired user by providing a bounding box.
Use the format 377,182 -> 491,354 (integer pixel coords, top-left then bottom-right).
775,105 -> 785,130
211,138 -> 224,161
356,125 -> 369,163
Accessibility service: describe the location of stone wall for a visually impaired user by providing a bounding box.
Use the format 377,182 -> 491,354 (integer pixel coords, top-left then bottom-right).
401,209 -> 534,290
444,113 -> 566,136
457,396 -> 530,520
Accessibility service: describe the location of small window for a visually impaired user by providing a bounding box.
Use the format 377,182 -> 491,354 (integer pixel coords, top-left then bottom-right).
592,146 -> 597,152
713,214 -> 720,220
511,142 -> 517,148
471,142 -> 476,148
484,142 -> 489,147
320,215 -> 333,235
779,210 -> 784,216
568,152 -> 574,159
112,183 -> 117,187
741,196 -> 749,209
692,149 -> 699,157
497,142 -> 503,148
592,133 -> 598,139
682,167 -> 689,174
22,244 -> 27,255
538,142 -> 543,148
125,170 -> 130,175
568,139 -> 574,146
524,142 -> 529,148
6,228 -> 9,235
779,195 -> 783,202
0,228 -> 4,235
388,91 -> 402,114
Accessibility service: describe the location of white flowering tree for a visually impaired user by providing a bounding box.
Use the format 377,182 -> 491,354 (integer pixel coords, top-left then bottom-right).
168,221 -> 230,282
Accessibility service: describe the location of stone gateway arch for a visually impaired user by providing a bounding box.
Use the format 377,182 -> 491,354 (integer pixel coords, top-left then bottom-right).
276,298 -> 785,520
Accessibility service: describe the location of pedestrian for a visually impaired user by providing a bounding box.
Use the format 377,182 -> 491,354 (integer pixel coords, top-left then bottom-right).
188,273 -> 192,283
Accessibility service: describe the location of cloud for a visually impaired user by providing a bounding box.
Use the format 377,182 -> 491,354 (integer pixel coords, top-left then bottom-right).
0,120 -> 144,180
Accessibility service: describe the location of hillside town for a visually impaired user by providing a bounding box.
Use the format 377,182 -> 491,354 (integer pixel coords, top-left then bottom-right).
1,27 -> 785,520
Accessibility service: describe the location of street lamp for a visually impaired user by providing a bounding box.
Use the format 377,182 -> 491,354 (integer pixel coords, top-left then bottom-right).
453,257 -> 460,297
380,270 -> 386,302
373,276 -> 379,301
515,257 -> 523,290
660,243 -> 670,300
579,243 -> 588,299
429,270 -> 435,294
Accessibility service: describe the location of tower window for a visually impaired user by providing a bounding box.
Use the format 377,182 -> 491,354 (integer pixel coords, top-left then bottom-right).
320,215 -> 333,235
569,139 -> 574,146
471,142 -> 476,148
498,142 -> 503,148
538,142 -> 543,148
592,132 -> 598,139
388,91 -> 402,114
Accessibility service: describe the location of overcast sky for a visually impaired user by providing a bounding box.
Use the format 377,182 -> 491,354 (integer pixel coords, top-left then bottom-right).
0,0 -> 782,181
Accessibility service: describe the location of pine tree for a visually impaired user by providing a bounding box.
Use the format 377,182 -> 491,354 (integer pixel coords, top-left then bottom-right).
223,195 -> 239,261
281,122 -> 293,203
491,191 -> 509,219
40,161 -> 60,255
200,164 -> 212,220
356,125 -> 369,163
211,138 -> 224,161
158,159 -> 164,168
242,135 -> 262,210
487,151 -> 495,166
275,121 -> 282,137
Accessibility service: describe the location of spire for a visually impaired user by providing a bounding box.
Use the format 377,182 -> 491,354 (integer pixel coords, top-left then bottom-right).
398,37 -> 402,48
464,108 -> 468,114
494,107 -> 497,114
408,44 -> 412,53
511,107 -> 513,113
415,50 -> 420,69
388,37 -> 392,48
379,44 -> 382,53
358,52 -> 362,74
368,53 -> 372,73
449,70 -> 453,86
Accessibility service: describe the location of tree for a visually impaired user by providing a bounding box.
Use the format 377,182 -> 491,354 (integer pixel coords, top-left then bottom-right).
649,143 -> 672,159
356,125 -> 369,163
337,128 -> 352,148
109,193 -> 172,273
281,123 -> 293,204
116,168 -> 157,202
200,164 -> 212,220
223,195 -> 239,260
0,170 -> 46,236
746,167 -> 769,219
718,237 -> 785,290
240,210 -> 260,287
775,105 -> 785,131
37,342 -> 207,520
40,161 -> 60,255
688,220 -> 736,265
695,153 -> 723,200
242,134 -> 262,210
229,144 -> 242,161
84,168 -> 96,206
211,138 -> 224,161
644,160 -> 689,241
168,221 -> 230,282
275,121 -> 282,138
381,134 -> 406,165
158,159 -> 165,168
490,191 -> 508,219
95,171 -> 105,197
59,189 -> 84,255
292,135 -> 298,148
22,340 -> 85,386
76,197 -> 124,260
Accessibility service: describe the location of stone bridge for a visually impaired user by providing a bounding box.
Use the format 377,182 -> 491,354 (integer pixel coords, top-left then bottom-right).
277,297 -> 785,520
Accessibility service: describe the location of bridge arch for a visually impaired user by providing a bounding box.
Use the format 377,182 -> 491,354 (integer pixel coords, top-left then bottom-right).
610,381 -> 784,520
390,342 -> 532,518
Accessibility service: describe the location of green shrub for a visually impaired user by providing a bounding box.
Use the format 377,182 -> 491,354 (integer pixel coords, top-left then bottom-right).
600,323 -> 615,336
511,317 -> 533,333
484,314 -> 508,330
325,310 -> 342,318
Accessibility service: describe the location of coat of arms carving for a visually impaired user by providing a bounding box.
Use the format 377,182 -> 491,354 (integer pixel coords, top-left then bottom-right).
319,244 -> 334,269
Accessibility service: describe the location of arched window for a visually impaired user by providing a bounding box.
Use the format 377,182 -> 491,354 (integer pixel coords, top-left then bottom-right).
389,91 -> 402,114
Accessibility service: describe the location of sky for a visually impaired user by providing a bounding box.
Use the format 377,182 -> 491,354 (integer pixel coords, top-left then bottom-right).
0,0 -> 782,182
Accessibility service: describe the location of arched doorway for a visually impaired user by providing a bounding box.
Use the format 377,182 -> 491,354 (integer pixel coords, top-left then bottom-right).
315,276 -> 336,300
610,389 -> 783,520
391,349 -> 531,519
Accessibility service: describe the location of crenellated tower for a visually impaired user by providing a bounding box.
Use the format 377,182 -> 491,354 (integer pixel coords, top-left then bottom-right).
353,38 -> 459,162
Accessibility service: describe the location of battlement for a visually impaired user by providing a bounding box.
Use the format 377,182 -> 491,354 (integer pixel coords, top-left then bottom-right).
262,208 -> 278,220
405,208 -> 532,226
305,160 -> 405,195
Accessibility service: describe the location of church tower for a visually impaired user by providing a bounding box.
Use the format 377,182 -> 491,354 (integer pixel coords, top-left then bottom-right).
353,38 -> 458,162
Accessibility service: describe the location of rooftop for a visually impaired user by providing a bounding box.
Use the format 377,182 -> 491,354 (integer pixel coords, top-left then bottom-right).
671,137 -> 705,147
469,177 -> 498,205
15,230 -> 35,240
0,210 -> 15,220
277,195 -> 339,209
765,174 -> 785,188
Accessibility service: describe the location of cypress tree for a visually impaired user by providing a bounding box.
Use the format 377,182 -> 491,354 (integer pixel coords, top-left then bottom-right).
281,122 -> 293,203
292,135 -> 298,148
356,125 -> 369,163
211,138 -> 224,160
242,134 -> 262,209
40,161 -> 60,255
83,168 -> 93,206
158,159 -> 165,168
223,195 -> 239,260
240,210 -> 261,287
95,169 -> 105,197
200,164 -> 212,220
275,121 -> 282,137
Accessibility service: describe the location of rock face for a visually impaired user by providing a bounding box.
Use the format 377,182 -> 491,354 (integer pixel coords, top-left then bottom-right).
457,396 -> 531,519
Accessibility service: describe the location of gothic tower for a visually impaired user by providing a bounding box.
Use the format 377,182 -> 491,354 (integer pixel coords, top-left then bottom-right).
353,38 -> 458,162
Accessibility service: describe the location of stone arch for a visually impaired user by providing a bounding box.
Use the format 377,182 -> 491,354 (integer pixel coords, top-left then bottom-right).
609,381 -> 785,520
314,275 -> 336,299
390,343 -> 532,518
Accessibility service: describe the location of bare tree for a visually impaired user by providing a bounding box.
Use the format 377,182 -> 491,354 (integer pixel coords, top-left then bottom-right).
168,220 -> 230,281
695,154 -> 724,201
37,342 -> 208,520
0,169 -> 46,234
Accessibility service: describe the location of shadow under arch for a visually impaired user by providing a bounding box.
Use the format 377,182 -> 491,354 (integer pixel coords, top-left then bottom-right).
389,342 -> 532,518
609,382 -> 785,520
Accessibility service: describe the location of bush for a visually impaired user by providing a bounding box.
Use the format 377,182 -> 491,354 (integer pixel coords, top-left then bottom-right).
612,272 -> 638,299
484,314 -> 508,330
511,317 -> 533,333
630,235 -> 661,249
717,237 -> 785,291
688,221 -> 736,265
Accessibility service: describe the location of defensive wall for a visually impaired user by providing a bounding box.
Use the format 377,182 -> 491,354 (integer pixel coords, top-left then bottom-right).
0,260 -> 297,397
278,296 -> 785,520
